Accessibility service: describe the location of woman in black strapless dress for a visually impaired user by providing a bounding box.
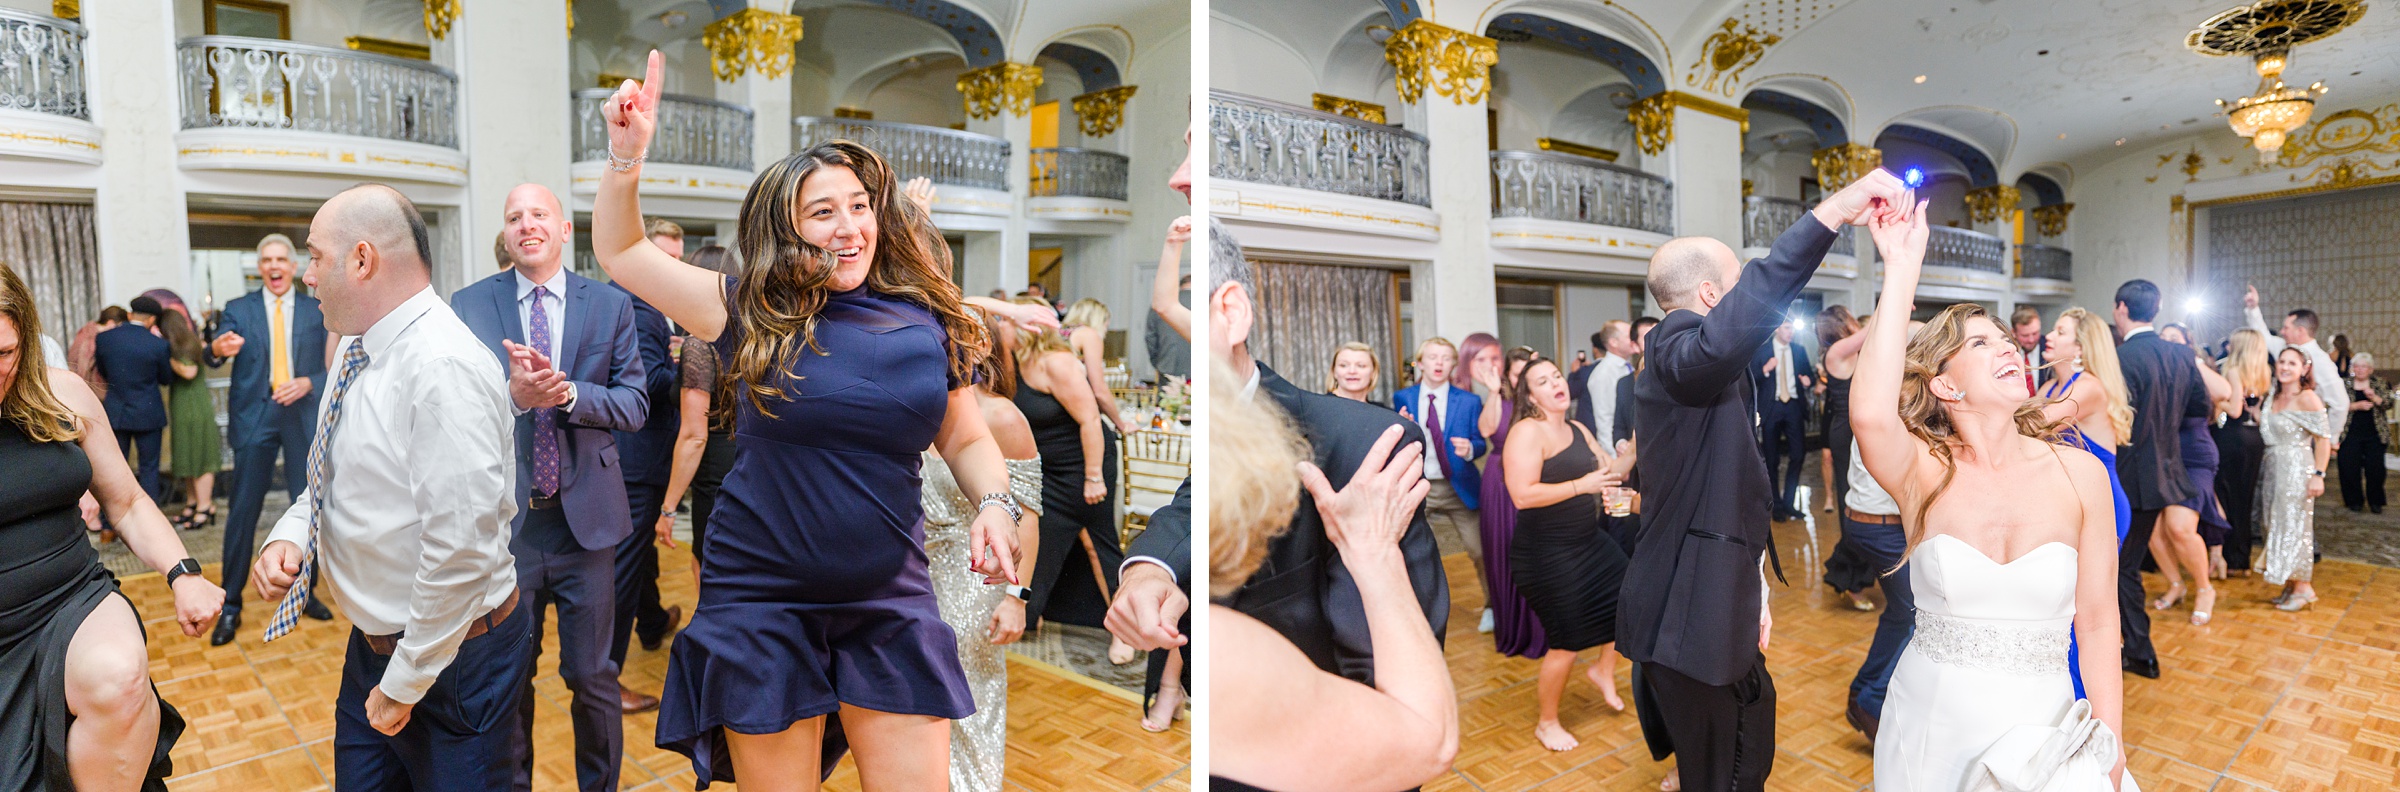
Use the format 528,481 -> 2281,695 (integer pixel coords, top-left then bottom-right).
0,263 -> 222,791
1501,355 -> 1630,753
1008,318 -> 1122,630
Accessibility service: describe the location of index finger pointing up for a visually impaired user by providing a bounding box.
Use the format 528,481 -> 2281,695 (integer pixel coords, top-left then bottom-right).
643,50 -> 665,108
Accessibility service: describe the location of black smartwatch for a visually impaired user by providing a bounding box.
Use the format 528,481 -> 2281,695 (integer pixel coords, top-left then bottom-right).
165,558 -> 202,587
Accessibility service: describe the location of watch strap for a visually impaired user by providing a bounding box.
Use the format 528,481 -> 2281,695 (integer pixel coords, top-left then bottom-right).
166,558 -> 202,586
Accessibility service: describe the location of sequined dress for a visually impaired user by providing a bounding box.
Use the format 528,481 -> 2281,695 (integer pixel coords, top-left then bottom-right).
920,452 -> 1044,792
2259,403 -> 2332,585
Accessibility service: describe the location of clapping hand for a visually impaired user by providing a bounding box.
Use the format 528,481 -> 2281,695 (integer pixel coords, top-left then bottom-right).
599,50 -> 665,168
1299,425 -> 1431,565
504,340 -> 571,410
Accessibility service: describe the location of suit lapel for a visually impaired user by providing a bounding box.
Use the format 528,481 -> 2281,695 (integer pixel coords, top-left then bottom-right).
557,273 -> 586,373
489,275 -> 524,348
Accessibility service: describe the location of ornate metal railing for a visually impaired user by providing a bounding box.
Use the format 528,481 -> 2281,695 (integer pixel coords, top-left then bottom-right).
177,36 -> 457,148
2016,243 -> 2072,281
574,89 -> 751,171
0,9 -> 86,120
1491,150 -> 1674,234
1926,225 -> 2007,274
1211,90 -> 1429,207
1030,147 -> 1128,200
791,117 -> 1009,192
1743,196 -> 1853,256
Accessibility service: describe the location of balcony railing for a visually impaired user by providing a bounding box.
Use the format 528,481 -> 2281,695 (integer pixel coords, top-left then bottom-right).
791,117 -> 1009,192
0,9 -> 86,120
1927,225 -> 2007,274
1030,147 -> 1128,200
1492,150 -> 1673,234
574,89 -> 751,171
178,36 -> 457,148
1742,196 -> 1856,257
1210,90 -> 1429,207
2017,243 -> 2072,280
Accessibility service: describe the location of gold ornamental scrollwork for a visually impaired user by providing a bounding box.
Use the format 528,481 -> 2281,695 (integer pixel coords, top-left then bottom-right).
1811,143 -> 1882,193
52,0 -> 76,20
1964,184 -> 2023,225
2028,203 -> 2074,237
1312,93 -> 1387,125
1628,93 -> 1674,155
423,0 -> 461,40
1687,18 -> 1782,96
2276,103 -> 2400,168
957,62 -> 1042,120
1382,19 -> 1497,106
1071,85 -> 1138,137
702,8 -> 805,82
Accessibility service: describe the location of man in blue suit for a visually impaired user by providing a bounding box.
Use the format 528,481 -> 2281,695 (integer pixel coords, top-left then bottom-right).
92,295 -> 177,501
209,233 -> 335,645
606,218 -> 688,715
1751,322 -> 1814,520
453,184 -> 648,792
1391,336 -> 1490,620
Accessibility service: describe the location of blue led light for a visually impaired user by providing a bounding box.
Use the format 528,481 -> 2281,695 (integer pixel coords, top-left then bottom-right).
1902,167 -> 1925,188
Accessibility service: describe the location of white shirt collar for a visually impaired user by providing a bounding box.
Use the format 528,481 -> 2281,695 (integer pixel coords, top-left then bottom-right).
359,286 -> 440,361
2124,325 -> 2155,339
514,267 -> 566,302
1238,363 -> 1261,404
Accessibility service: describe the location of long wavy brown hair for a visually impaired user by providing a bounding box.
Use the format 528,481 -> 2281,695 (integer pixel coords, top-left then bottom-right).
1897,303 -> 2064,558
725,141 -> 989,419
0,263 -> 82,443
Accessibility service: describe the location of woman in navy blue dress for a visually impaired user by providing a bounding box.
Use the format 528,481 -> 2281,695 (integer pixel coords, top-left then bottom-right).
591,52 -> 1038,789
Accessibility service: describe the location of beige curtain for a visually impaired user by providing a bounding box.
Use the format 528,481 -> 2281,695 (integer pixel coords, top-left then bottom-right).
0,202 -> 102,347
1249,259 -> 1397,403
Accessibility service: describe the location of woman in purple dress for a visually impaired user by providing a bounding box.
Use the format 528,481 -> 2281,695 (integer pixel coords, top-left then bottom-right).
1469,340 -> 1546,657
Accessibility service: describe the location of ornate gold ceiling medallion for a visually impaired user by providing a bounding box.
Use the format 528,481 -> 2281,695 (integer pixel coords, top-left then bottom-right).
1687,18 -> 1782,96
958,62 -> 1042,120
1312,93 -> 1387,125
1381,20 -> 1498,106
703,8 -> 805,82
2185,0 -> 2364,56
1072,85 -> 1138,137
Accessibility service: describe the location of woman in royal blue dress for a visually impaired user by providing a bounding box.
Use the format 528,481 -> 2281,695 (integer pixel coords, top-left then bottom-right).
591,52 -> 1033,790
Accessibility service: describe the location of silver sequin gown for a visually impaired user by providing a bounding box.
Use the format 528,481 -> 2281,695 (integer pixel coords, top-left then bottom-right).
920,452 -> 1044,792
2259,404 -> 2332,585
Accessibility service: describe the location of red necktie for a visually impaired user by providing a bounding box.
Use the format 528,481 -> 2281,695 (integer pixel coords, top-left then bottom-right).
1426,393 -> 1455,478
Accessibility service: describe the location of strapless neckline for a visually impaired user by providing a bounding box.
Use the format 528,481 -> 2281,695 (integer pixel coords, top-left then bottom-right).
1923,533 -> 2076,568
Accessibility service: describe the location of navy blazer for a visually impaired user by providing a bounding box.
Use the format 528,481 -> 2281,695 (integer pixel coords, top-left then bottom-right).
1389,381 -> 1487,510
211,289 -> 329,446
1567,360 -> 1598,433
1750,339 -> 1815,408
452,270 -> 649,551
609,282 -> 679,487
92,324 -> 175,432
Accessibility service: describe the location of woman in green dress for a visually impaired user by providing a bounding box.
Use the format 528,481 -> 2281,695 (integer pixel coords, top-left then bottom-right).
160,308 -> 219,530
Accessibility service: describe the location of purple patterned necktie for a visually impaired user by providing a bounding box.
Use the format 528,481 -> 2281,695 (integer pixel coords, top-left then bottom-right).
530,285 -> 561,496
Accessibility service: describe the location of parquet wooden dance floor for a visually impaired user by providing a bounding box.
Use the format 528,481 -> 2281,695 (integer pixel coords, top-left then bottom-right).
127,544 -> 1189,791
1425,508 -> 2400,791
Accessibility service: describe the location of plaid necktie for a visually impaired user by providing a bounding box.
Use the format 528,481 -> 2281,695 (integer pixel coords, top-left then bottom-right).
264,338 -> 371,642
529,285 -> 561,496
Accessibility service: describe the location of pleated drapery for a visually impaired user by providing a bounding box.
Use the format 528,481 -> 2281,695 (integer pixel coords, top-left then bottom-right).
0,202 -> 103,347
1249,258 -> 1397,404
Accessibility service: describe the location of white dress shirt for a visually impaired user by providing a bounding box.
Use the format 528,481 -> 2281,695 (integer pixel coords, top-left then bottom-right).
1589,354 -> 1631,454
1416,384 -> 1452,480
2244,306 -> 2347,437
266,286 -> 520,704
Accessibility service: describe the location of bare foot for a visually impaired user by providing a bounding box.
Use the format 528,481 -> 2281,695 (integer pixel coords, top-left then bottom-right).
1535,719 -> 1579,751
1588,663 -> 1624,711
1659,767 -> 1681,791
1142,680 -> 1185,733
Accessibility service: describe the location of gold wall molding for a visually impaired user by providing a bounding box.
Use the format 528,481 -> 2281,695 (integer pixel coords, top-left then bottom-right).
1312,93 -> 1386,125
1964,184 -> 2022,225
1073,85 -> 1137,137
423,0 -> 459,41
1383,19 -> 1497,106
702,8 -> 804,82
345,36 -> 429,61
565,0 -> 574,35
1811,143 -> 1881,192
1628,93 -> 1674,155
2277,103 -> 2400,168
1537,137 -> 1618,162
1687,18 -> 1781,96
957,62 -> 1042,120
51,0 -> 76,19
2029,203 -> 2073,237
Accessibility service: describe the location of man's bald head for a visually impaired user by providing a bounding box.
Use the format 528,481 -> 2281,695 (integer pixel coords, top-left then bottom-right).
1647,236 -> 1739,313
307,184 -> 432,335
319,184 -> 432,273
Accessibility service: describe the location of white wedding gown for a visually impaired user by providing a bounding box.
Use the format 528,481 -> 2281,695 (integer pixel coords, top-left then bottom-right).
1874,535 -> 2138,791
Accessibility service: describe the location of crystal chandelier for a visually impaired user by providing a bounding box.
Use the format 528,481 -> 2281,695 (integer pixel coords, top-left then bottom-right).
2216,50 -> 2328,162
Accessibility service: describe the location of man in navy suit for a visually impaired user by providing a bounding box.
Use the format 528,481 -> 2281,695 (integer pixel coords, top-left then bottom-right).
453,184 -> 648,792
1751,322 -> 1814,520
209,233 -> 335,645
606,219 -> 688,715
1391,337 -> 1489,615
92,295 -> 177,501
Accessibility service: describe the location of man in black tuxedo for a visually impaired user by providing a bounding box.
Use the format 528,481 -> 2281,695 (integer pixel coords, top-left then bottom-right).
1752,323 -> 1815,520
1618,170 -> 1906,790
2109,279 -> 2211,679
91,295 -> 177,501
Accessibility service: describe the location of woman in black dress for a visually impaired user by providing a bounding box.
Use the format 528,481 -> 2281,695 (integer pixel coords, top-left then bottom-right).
1502,354 -> 1630,753
1009,313 -> 1122,634
0,263 -> 222,791
2214,328 -> 2274,575
1815,306 -> 1877,610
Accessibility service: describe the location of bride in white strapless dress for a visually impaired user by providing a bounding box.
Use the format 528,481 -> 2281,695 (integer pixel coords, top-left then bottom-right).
1850,196 -> 2135,792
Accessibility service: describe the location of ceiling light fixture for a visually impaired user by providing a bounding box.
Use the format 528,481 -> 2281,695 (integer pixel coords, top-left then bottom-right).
2187,0 -> 2363,163
1913,75 -> 1927,83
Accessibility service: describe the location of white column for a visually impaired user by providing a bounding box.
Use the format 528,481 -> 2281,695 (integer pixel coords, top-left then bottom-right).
1397,14 -> 1498,343
966,106 -> 1031,294
963,230 -> 1006,296
87,0 -> 190,303
731,71 -> 791,170
456,0 -> 571,286
1659,101 -> 1745,244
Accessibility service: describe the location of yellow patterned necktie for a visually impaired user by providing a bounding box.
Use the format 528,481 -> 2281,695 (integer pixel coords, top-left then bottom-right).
270,296 -> 291,389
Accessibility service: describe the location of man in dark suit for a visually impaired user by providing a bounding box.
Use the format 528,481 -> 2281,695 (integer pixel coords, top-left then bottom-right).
2109,279 -> 2211,680
1752,323 -> 1815,520
209,233 -> 335,644
92,295 -> 177,501
1207,217 -> 1448,711
1618,170 -> 1905,789
1569,330 -> 1602,431
605,219 -> 687,715
1612,317 -> 1658,447
453,184 -> 649,792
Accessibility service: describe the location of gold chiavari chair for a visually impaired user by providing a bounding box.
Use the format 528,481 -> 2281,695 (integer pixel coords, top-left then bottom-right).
1118,428 -> 1190,548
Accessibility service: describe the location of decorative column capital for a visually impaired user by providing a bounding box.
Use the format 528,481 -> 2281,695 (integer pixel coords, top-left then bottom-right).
1628,93 -> 1674,155
1810,143 -> 1883,193
703,8 -> 805,82
1964,184 -> 2023,225
424,0 -> 461,40
958,62 -> 1043,120
1383,19 -> 1496,106
1312,93 -> 1387,124
1071,85 -> 1137,137
2029,203 -> 2074,237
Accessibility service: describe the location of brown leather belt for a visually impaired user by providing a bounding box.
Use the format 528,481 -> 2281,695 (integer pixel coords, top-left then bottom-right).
362,589 -> 521,655
1844,507 -> 1902,526
528,494 -> 561,510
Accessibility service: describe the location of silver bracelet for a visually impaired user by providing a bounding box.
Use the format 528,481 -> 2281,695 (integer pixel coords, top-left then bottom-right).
977,492 -> 1023,523
606,148 -> 645,173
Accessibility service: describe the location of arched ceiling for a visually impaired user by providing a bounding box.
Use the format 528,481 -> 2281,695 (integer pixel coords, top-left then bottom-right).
1744,89 -> 1844,147
1486,13 -> 1666,96
1877,123 -> 1997,186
